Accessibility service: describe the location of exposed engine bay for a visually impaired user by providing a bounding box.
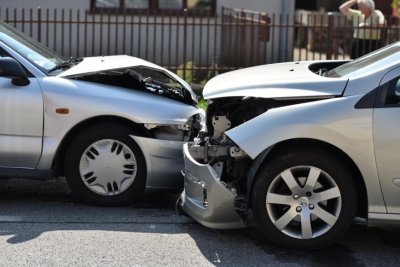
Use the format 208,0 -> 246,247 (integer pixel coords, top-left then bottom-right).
188,96 -> 332,196
71,66 -> 196,106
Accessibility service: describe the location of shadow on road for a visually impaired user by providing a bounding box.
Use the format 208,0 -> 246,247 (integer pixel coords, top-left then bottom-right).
0,178 -> 400,266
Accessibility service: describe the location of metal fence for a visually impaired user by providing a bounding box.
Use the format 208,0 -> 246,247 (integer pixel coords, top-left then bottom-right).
0,7 -> 399,82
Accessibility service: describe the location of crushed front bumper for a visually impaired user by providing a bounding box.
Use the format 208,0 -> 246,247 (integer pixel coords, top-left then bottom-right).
179,143 -> 245,229
130,136 -> 184,191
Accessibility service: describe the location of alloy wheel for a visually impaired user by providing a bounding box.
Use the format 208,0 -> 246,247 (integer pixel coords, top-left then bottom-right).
266,166 -> 342,239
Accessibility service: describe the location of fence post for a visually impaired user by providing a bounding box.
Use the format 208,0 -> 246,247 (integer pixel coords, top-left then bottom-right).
37,7 -> 42,43
326,13 -> 334,60
240,9 -> 245,67
183,8 -> 188,80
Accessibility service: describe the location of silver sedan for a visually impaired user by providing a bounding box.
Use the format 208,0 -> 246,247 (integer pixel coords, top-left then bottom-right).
0,21 -> 203,205
179,43 -> 400,249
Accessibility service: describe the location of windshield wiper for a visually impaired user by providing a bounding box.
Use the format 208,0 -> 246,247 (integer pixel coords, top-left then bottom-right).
48,57 -> 83,73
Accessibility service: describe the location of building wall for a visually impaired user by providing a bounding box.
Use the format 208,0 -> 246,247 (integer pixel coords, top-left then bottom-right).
218,0 -> 294,14
0,0 -> 294,15
0,0 -> 89,10
0,0 -> 296,66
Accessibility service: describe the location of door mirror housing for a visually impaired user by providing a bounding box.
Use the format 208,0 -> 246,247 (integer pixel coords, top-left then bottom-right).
0,57 -> 30,86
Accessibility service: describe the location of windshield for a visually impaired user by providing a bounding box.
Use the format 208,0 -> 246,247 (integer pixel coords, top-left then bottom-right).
0,21 -> 65,73
328,43 -> 400,77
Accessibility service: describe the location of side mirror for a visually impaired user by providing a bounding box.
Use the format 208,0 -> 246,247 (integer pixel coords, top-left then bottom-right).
0,57 -> 30,86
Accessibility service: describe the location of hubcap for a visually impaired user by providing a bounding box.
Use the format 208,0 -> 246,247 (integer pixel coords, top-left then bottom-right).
266,166 -> 341,239
79,139 -> 137,196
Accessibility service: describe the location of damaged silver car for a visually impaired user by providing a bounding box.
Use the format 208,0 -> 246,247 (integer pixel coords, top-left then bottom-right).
179,42 -> 400,248
0,21 -> 203,205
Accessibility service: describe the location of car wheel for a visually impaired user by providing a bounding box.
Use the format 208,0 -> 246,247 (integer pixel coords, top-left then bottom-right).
64,123 -> 146,206
251,148 -> 356,249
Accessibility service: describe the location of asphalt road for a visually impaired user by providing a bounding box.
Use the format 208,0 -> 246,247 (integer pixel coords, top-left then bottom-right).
0,178 -> 399,266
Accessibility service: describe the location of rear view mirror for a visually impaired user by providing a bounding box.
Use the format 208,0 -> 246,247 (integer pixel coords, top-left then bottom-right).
0,57 -> 30,86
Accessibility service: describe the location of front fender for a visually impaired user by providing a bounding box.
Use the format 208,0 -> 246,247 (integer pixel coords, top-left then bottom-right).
226,95 -> 386,213
226,96 -> 369,160
41,77 -> 199,125
37,76 -> 200,169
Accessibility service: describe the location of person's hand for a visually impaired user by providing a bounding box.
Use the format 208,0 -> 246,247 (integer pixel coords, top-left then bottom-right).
339,0 -> 358,16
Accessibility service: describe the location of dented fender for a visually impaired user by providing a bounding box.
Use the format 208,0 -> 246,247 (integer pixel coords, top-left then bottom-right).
226,95 -> 386,213
226,96 -> 368,159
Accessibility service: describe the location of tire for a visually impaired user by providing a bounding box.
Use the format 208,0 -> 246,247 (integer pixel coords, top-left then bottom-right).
251,148 -> 356,249
64,123 -> 146,206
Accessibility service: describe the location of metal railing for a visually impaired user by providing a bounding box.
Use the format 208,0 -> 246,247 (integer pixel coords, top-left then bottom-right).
0,7 -> 399,82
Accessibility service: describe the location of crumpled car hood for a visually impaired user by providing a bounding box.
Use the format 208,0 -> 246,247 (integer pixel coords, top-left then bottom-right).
203,61 -> 349,100
57,55 -> 197,101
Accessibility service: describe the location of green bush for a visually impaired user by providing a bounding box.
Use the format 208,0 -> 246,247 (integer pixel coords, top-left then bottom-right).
177,61 -> 218,110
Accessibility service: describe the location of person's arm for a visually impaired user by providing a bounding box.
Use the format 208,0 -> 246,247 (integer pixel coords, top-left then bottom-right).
378,10 -> 387,27
339,0 -> 357,16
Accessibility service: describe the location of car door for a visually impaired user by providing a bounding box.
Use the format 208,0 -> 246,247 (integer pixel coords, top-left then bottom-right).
0,60 -> 43,168
373,66 -> 400,214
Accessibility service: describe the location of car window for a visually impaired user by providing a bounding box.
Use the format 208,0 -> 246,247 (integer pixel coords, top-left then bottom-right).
0,46 -> 34,77
328,44 -> 400,78
395,80 -> 400,97
0,46 -> 9,57
0,21 -> 65,73
384,77 -> 400,105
